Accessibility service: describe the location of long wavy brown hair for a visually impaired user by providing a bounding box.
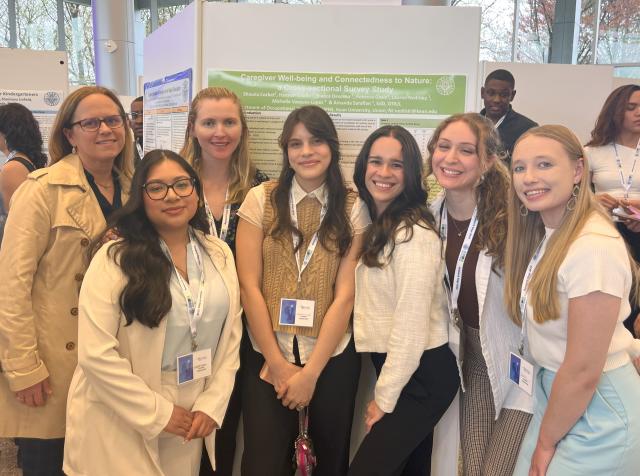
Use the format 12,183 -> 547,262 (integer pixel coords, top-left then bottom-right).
354,125 -> 436,268
270,106 -> 352,256
426,113 -> 510,269
586,84 -> 640,147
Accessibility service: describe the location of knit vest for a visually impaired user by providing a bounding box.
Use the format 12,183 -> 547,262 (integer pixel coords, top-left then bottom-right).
261,181 -> 356,338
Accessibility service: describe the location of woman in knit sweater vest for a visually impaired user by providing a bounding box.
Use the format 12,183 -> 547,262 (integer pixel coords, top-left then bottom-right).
236,105 -> 370,476
348,125 -> 458,476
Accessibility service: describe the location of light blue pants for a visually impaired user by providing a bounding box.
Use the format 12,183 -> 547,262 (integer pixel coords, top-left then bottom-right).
513,363 -> 640,476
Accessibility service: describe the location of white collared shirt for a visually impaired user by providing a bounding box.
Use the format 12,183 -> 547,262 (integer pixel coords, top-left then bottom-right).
238,177 -> 370,363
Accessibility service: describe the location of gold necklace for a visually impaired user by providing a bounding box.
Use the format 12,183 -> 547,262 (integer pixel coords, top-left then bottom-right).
450,217 -> 470,237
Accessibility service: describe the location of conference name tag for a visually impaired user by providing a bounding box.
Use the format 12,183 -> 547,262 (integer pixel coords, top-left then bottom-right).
508,352 -> 534,396
177,348 -> 212,385
279,298 -> 315,327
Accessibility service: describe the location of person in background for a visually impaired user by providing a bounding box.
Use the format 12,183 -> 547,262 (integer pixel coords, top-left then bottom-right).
130,96 -> 144,163
506,125 -> 640,475
0,103 -> 48,243
180,86 -> 268,475
348,125 -> 458,476
63,150 -> 241,476
585,84 -> 640,334
0,86 -> 133,476
427,113 -> 533,476
480,69 -> 538,164
236,105 -> 368,476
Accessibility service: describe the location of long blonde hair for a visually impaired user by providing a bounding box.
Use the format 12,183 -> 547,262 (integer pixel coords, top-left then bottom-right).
48,86 -> 134,179
426,113 -> 510,269
180,87 -> 256,205
504,125 -> 638,324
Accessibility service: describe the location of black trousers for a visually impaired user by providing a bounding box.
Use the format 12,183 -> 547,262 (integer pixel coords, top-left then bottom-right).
200,326 -> 250,476
14,438 -> 65,476
241,338 -> 360,476
618,222 -> 640,334
348,344 -> 459,476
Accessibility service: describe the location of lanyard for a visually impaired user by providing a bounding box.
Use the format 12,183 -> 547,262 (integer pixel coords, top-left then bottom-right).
613,140 -> 640,199
518,235 -> 548,355
6,150 -> 17,161
204,188 -> 231,242
136,142 -> 144,160
494,114 -> 507,129
160,231 -> 206,351
440,203 -> 479,323
289,190 -> 328,283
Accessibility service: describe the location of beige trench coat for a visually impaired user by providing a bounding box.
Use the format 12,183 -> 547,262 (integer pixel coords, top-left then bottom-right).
0,153 -> 129,438
63,232 -> 242,476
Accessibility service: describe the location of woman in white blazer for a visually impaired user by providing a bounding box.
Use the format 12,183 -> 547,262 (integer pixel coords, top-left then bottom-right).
63,150 -> 242,476
427,113 -> 533,476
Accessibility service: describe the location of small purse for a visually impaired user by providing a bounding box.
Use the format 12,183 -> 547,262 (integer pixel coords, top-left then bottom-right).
294,407 -> 317,476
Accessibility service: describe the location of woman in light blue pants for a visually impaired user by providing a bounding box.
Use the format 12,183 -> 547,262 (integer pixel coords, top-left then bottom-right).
504,125 -> 640,476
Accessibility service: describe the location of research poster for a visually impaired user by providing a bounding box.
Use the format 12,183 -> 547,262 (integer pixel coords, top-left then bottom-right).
208,70 -> 466,181
143,68 -> 192,154
0,89 -> 64,161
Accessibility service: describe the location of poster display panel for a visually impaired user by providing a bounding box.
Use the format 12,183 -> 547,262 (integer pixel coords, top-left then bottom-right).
143,68 -> 192,154
0,89 -> 64,160
209,70 -> 466,181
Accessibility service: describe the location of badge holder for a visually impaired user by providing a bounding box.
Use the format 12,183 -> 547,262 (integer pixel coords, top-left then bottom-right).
293,407 -> 316,476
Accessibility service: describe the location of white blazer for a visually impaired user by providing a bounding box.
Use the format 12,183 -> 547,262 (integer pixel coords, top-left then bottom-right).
63,232 -> 242,476
430,194 -> 533,476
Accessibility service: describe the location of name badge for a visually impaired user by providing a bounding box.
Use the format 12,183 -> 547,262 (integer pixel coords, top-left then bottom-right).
279,298 -> 315,328
508,352 -> 534,396
177,348 -> 212,385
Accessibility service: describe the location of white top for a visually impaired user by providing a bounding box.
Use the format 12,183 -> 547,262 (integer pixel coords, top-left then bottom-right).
526,213 -> 640,372
586,143 -> 640,200
354,221 -> 449,413
161,237 -> 230,371
238,178 -> 371,364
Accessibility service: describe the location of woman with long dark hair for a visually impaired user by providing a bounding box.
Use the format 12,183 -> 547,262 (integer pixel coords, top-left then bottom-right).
586,84 -> 640,333
63,150 -> 241,476
348,125 -> 458,475
236,105 -> 368,475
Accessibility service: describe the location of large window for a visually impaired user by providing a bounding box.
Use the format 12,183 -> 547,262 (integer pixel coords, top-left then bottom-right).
64,1 -> 94,86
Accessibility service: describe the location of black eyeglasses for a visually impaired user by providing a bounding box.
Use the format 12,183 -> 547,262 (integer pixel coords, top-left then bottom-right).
69,115 -> 125,132
130,112 -> 143,120
143,178 -> 196,200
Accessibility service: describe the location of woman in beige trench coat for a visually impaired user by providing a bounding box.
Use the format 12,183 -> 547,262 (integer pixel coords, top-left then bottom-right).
63,150 -> 241,476
0,86 -> 134,475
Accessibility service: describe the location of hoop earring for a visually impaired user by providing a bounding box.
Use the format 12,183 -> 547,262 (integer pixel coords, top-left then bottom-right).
519,203 -> 529,216
566,184 -> 579,211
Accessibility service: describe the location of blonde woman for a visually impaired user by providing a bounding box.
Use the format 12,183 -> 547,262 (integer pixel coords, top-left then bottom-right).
505,125 -> 640,475
181,87 -> 267,475
0,86 -> 133,475
427,113 -> 533,476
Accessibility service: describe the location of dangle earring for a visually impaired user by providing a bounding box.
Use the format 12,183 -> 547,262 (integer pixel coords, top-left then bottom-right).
519,203 -> 529,216
71,145 -> 77,155
566,184 -> 579,211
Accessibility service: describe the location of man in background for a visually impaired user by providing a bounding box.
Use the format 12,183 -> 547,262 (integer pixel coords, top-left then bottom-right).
130,96 -> 144,163
480,69 -> 538,164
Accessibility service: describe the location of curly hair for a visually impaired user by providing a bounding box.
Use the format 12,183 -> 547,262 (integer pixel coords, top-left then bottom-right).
426,113 -> 510,270
0,103 -> 47,168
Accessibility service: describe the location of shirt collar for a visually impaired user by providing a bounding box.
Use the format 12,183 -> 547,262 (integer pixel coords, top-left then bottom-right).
291,176 -> 328,207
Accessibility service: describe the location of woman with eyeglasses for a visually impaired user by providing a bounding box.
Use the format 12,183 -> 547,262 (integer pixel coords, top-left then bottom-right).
63,150 -> 241,476
0,86 -> 134,476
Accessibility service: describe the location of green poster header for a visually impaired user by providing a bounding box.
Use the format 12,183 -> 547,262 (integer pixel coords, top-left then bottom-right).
208,70 -> 466,115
